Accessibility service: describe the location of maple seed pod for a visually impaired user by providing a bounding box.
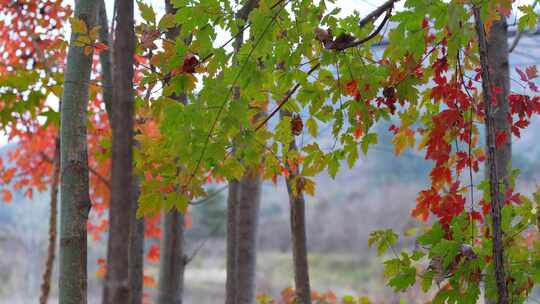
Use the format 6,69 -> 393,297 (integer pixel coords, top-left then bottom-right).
291,114 -> 303,136
182,53 -> 199,74
383,87 -> 395,99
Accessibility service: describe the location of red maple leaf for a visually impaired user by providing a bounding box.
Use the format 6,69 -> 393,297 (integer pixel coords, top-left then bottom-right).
495,130 -> 507,149
147,244 -> 160,262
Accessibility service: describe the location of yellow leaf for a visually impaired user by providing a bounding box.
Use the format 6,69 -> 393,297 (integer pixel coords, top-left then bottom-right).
76,35 -> 91,45
70,17 -> 87,33
302,177 -> 316,196
89,25 -> 101,40
391,127 -> 415,155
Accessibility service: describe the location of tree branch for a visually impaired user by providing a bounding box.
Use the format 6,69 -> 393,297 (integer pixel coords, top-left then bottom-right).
358,0 -> 398,27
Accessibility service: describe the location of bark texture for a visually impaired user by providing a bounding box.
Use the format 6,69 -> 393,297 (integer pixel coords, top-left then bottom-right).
487,19 -> 511,193
39,138 -> 60,304
59,0 -> 98,302
473,7 -> 509,304
235,170 -> 262,304
225,179 -> 239,304
128,176 -> 144,304
158,213 -> 186,304
102,0 -> 136,303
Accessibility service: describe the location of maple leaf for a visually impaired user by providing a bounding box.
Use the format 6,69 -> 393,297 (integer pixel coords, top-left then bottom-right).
70,17 -> 87,34
144,214 -> 162,239
140,29 -> 160,50
345,80 -> 358,95
392,127 -> 415,155
143,275 -> 156,288
468,211 -> 483,223
430,165 -> 452,188
2,189 -> 12,203
94,42 -> 108,54
96,258 -> 106,278
147,244 -> 160,262
412,188 -> 440,221
495,130 -> 508,148
526,65 -> 538,80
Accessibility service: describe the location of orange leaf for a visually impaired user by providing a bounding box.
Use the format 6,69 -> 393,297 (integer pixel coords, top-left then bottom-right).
143,275 -> 156,288
25,188 -> 33,199
526,65 -> 538,80
2,190 -> 12,203
83,45 -> 93,56
96,258 -> 106,278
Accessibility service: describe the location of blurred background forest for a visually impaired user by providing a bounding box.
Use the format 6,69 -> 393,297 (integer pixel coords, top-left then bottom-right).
2,117 -> 540,303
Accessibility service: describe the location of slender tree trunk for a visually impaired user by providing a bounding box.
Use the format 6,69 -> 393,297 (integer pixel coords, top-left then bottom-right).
473,7 -> 509,304
225,2 -> 260,303
39,138 -> 60,304
280,112 -> 311,304
59,1 -> 98,303
236,170 -> 262,304
128,176 -> 144,304
286,182 -> 311,304
157,2 -> 188,303
225,180 -> 239,304
102,0 -> 136,303
158,213 -> 186,304
487,21 -> 511,195
98,0 -> 113,120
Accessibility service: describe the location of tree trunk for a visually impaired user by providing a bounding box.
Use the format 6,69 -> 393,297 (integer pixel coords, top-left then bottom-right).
98,0 -> 113,120
128,176 -> 144,304
473,7 -> 509,304
39,138 -> 60,304
225,179 -> 239,304
158,213 -> 186,304
285,176 -> 311,304
225,2 -> 260,303
59,0 -> 98,304
59,1 -> 98,303
102,0 -> 136,303
236,170 -> 262,304
487,20 -> 511,195
279,111 -> 311,304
